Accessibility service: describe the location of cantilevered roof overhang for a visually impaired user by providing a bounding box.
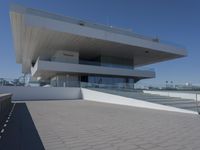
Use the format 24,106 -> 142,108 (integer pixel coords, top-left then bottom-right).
10,4 -> 187,74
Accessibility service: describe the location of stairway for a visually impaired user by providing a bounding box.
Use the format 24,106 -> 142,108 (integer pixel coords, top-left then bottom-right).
88,88 -> 200,112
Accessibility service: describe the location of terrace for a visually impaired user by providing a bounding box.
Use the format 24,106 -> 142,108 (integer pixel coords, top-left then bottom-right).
0,99 -> 200,150
1,79 -> 200,150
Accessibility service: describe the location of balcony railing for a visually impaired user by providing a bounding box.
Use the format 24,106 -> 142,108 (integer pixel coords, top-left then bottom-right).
48,58 -> 155,72
80,82 -> 135,90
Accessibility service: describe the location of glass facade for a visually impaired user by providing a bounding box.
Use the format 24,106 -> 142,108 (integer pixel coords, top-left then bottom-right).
79,55 -> 134,69
50,74 -> 135,89
101,56 -> 134,69
81,75 -> 135,89
50,55 -> 135,89
50,74 -> 80,87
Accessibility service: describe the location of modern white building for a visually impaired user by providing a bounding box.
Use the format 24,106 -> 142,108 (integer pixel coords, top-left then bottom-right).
10,5 -> 187,88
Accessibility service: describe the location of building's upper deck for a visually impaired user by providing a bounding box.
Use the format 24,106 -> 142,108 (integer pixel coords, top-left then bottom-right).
11,4 -> 162,43
10,4 -> 187,73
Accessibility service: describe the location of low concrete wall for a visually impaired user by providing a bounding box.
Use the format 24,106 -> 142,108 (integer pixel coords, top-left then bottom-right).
0,86 -> 82,100
81,88 -> 197,114
143,90 -> 200,101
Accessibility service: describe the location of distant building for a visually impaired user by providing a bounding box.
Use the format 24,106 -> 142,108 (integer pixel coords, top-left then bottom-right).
175,83 -> 200,90
10,5 -> 187,88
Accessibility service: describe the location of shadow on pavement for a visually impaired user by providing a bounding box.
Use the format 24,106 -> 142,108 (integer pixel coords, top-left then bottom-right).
0,103 -> 45,150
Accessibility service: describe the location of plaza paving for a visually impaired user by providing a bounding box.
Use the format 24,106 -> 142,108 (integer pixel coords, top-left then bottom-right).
1,100 -> 200,150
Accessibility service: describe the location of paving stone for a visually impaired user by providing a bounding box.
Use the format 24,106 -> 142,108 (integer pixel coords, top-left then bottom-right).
1,100 -> 200,150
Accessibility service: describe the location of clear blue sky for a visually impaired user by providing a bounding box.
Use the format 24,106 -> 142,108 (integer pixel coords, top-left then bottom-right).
0,0 -> 200,85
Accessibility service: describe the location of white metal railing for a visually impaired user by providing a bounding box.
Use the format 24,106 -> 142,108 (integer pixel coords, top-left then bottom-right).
143,90 -> 200,114
80,82 -> 135,90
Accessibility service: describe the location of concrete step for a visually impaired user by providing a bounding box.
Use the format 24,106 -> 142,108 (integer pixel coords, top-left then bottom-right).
140,98 -> 193,103
152,100 -> 195,105
87,88 -> 200,112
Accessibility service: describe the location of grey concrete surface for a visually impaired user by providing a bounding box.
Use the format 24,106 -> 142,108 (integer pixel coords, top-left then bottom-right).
0,103 -> 45,150
0,100 -> 200,150
1,100 -> 200,150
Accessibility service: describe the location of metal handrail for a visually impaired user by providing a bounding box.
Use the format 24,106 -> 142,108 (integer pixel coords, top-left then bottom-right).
80,82 -> 135,90
195,94 -> 200,114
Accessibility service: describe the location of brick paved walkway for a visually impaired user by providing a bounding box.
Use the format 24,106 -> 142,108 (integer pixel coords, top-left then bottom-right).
1,100 -> 200,150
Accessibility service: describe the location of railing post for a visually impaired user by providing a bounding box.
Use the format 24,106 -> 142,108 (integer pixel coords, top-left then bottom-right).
195,94 -> 200,115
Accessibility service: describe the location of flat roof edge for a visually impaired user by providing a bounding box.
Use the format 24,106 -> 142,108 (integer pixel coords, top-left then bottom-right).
10,4 -> 160,43
10,4 -> 187,53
